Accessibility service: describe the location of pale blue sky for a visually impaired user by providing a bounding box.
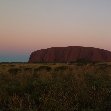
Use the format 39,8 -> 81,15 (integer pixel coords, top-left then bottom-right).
0,0 -> 111,62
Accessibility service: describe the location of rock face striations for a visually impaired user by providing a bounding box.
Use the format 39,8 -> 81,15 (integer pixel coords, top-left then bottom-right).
29,46 -> 111,63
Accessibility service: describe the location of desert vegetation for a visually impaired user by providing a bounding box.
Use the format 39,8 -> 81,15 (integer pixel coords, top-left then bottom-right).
0,62 -> 111,111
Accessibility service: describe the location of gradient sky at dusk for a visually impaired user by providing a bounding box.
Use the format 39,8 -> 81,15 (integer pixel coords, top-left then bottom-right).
0,0 -> 111,62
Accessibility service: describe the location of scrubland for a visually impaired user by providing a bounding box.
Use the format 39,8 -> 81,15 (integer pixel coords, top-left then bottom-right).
0,62 -> 111,111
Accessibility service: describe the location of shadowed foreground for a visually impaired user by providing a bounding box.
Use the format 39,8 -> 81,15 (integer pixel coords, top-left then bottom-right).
0,63 -> 111,111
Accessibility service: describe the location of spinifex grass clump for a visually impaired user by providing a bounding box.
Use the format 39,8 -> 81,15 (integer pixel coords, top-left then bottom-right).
0,63 -> 111,111
37,65 -> 52,71
54,65 -> 69,71
8,68 -> 22,76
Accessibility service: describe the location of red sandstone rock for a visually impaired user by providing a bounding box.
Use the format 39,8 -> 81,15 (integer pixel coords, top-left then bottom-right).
29,46 -> 111,63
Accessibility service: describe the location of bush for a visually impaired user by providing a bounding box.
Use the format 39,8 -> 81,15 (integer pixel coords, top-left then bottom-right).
8,68 -> 22,76
76,59 -> 92,66
54,66 -> 68,71
37,66 -> 52,72
23,68 -> 32,74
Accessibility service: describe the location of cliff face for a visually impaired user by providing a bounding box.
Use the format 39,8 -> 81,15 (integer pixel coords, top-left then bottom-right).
29,46 -> 111,63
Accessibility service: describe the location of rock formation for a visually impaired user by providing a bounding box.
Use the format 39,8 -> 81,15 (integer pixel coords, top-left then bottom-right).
29,46 -> 111,63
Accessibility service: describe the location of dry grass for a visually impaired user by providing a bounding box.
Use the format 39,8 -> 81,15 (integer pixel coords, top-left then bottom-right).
0,62 -> 111,111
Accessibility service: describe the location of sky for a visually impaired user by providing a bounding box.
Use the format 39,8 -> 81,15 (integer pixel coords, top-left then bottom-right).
0,0 -> 111,62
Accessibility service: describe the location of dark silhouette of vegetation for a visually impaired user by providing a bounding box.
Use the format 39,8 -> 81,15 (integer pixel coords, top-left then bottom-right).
54,66 -> 68,71
23,68 -> 33,74
37,66 -> 52,71
8,68 -> 22,76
